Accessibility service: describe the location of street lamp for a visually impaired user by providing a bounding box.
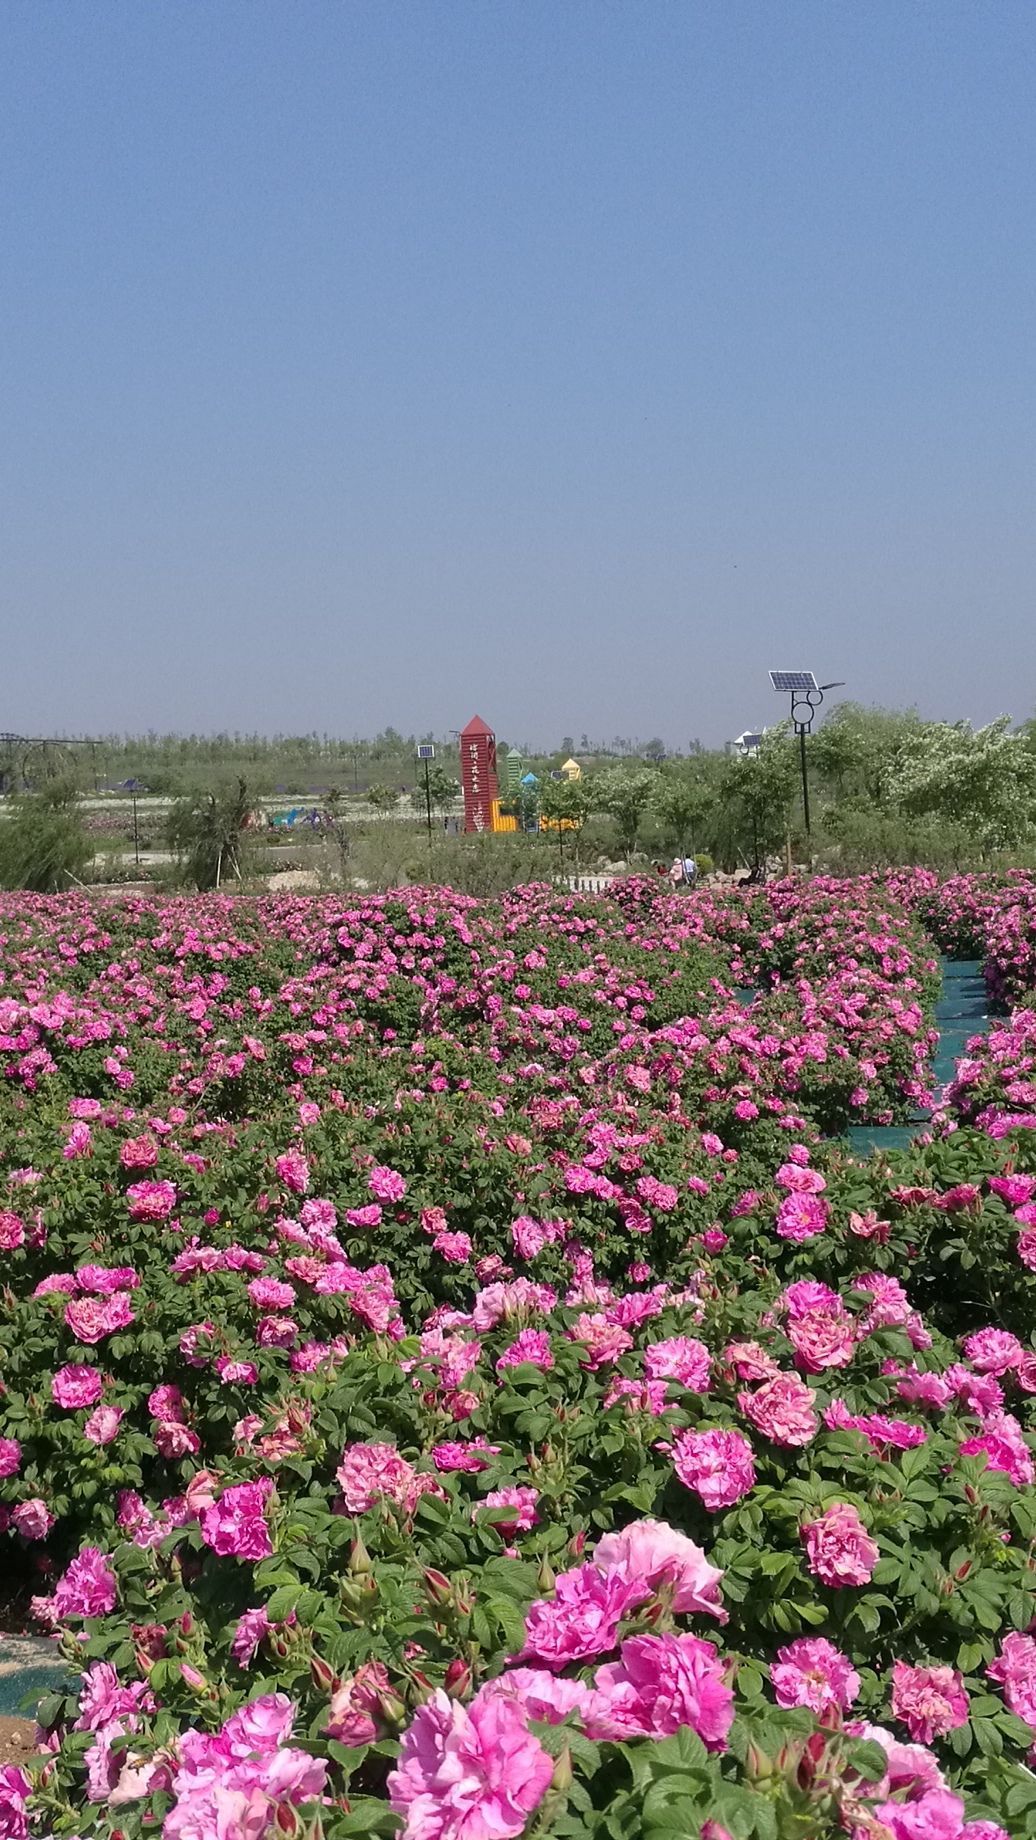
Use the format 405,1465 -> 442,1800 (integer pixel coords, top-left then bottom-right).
416,744 -> 435,874
121,778 -> 146,868
768,672 -> 845,839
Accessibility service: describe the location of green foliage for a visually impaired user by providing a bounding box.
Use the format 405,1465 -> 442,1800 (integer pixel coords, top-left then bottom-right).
713,734 -> 797,870
166,777 -> 255,889
592,767 -> 658,855
649,765 -> 715,855
410,765 -> 459,815
366,783 -> 400,812
0,784 -> 92,891
540,776 -> 592,834
891,717 -> 1036,850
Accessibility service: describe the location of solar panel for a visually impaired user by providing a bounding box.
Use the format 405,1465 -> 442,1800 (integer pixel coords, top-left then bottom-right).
769,670 -> 817,693
416,744 -> 436,760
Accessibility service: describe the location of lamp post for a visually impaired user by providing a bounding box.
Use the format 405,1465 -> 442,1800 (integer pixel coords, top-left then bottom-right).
768,672 -> 844,841
416,744 -> 435,876
122,778 -> 145,867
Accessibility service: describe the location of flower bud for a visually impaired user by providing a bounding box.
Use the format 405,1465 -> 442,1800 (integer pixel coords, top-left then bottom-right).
550,1746 -> 573,1791
180,1663 -> 207,1691
444,1658 -> 472,1699
309,1652 -> 337,1693
536,1555 -> 555,1594
348,1532 -> 373,1576
376,1689 -> 407,1726
422,1568 -> 453,1607
745,1742 -> 773,1782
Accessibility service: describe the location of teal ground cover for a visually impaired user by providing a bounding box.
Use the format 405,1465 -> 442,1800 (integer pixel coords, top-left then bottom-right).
0,1634 -> 72,1717
846,956 -> 992,1159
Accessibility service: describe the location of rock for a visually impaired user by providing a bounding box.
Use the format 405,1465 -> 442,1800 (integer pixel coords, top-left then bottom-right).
267,869 -> 321,891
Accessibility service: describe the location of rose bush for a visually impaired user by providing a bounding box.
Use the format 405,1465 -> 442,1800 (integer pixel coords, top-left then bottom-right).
0,879 -> 1034,1837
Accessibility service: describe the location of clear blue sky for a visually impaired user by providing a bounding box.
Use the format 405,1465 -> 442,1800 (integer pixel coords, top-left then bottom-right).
2,2 -> 1034,748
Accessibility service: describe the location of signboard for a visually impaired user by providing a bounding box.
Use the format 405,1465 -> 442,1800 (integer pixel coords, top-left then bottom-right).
460,715 -> 498,834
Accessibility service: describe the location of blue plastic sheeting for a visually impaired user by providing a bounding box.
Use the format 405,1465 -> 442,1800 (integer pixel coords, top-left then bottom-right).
841,954 -> 992,1160
0,1633 -> 70,1716
847,1125 -> 921,1156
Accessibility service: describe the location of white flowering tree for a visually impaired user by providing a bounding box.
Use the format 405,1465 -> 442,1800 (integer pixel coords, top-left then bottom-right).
886,716 -> 1036,851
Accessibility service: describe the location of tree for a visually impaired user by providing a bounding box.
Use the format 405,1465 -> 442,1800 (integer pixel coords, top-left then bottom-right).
650,767 -> 715,856
643,737 -> 667,764
366,783 -> 400,812
540,777 -> 591,870
167,778 -> 254,889
410,765 -> 459,816
320,789 -> 351,879
888,717 -> 1036,851
809,704 -> 926,808
714,735 -> 796,871
541,776 -> 589,833
591,767 -> 656,857
0,783 -> 92,891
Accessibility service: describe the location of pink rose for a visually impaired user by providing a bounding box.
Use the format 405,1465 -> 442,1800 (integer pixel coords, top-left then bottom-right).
12,1498 -> 55,1541
770,1637 -> 860,1713
200,1481 -> 274,1560
586,1632 -> 734,1749
801,1501 -> 878,1587
37,1545 -> 116,1621
671,1427 -> 756,1510
324,1660 -> 391,1746
369,1165 -> 406,1204
126,1179 -> 177,1221
84,1405 -> 124,1446
496,1330 -> 554,1373
64,1292 -> 134,1343
739,1372 -> 818,1447
52,1364 -> 103,1409
591,1518 -> 727,1621
519,1564 -> 643,1670
0,1212 -> 26,1251
987,1631 -> 1036,1727
644,1336 -> 711,1391
890,1662 -> 969,1744
388,1688 -> 553,1840
275,1150 -> 310,1195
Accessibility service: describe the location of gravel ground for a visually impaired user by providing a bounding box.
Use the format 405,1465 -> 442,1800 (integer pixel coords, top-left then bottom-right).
0,1716 -> 37,1764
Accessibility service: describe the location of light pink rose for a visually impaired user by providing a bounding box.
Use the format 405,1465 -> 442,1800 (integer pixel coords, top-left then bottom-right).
388,1688 -> 553,1840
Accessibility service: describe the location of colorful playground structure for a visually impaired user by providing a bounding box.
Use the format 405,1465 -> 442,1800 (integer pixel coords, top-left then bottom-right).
459,716 -> 580,834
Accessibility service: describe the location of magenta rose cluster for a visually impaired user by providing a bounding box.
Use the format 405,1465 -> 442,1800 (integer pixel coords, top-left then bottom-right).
0,876 -> 1034,1839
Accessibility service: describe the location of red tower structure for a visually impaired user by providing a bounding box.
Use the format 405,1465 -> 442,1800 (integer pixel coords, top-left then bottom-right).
460,715 -> 498,832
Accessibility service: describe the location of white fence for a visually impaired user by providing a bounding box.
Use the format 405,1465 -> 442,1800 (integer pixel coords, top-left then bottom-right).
564,874 -> 617,895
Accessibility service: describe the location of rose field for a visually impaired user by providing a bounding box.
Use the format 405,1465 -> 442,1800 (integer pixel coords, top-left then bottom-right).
8,879 -> 1036,1838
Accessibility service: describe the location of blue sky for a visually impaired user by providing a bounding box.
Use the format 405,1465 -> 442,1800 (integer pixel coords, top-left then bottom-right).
2,2 -> 1034,747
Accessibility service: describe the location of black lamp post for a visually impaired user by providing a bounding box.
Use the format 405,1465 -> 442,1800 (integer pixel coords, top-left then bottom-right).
122,778 -> 146,867
768,673 -> 844,839
416,744 -> 435,876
